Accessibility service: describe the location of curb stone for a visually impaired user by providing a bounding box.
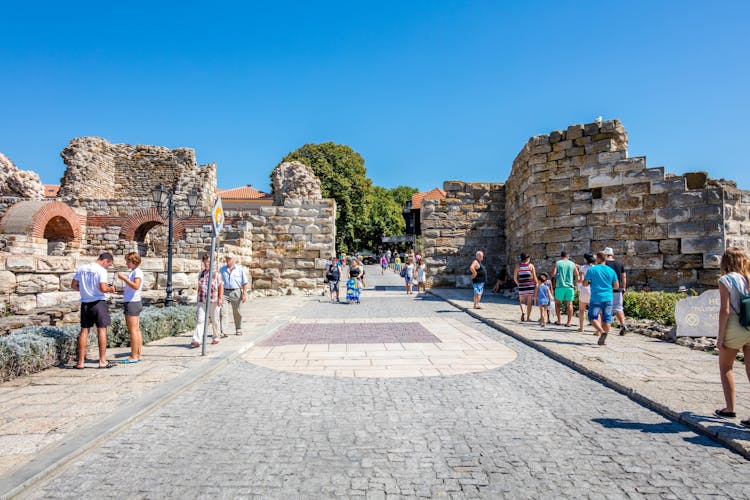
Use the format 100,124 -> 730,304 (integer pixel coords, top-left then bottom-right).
0,318 -> 290,499
430,290 -> 750,461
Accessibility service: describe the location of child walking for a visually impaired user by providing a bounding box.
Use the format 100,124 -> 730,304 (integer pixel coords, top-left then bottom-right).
536,273 -> 551,327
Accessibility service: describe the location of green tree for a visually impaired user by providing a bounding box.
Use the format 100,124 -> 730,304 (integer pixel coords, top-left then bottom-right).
360,186 -> 406,249
278,142 -> 373,252
389,185 -> 419,207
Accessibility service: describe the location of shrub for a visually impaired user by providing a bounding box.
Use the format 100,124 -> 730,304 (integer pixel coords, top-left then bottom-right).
15,325 -> 80,365
623,291 -> 685,326
107,305 -> 197,347
0,332 -> 57,382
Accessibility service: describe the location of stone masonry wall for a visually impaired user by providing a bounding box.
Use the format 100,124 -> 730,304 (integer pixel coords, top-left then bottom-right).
58,137 -> 217,213
422,120 -> 749,291
421,182 -> 505,287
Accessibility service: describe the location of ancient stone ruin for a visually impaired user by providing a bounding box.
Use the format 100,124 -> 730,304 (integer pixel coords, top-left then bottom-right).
0,139 -> 336,319
0,152 -> 45,199
422,119 -> 749,291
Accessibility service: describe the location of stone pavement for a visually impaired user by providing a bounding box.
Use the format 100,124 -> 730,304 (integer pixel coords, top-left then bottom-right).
429,287 -> 750,459
0,294 -> 310,494
8,266 -> 750,499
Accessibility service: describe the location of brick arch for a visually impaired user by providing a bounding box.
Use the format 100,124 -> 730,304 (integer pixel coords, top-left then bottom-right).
119,208 -> 186,241
0,200 -> 82,240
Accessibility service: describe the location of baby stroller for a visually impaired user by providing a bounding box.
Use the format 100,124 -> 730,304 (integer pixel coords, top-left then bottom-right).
346,278 -> 361,304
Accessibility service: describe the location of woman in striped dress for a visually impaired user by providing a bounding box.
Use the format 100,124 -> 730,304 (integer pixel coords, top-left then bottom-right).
513,252 -> 538,322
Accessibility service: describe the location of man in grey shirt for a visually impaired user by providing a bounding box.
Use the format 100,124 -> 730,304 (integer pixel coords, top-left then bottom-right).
219,254 -> 249,335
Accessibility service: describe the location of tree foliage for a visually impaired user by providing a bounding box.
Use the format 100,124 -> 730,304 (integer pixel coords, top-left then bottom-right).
389,185 -> 418,207
359,186 -> 406,250
279,142 -> 372,252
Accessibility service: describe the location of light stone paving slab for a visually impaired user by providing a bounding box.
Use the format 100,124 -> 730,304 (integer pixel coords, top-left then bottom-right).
244,317 -> 518,378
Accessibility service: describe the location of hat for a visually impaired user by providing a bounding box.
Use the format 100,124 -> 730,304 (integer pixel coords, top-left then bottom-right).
678,285 -> 687,293
603,247 -> 614,256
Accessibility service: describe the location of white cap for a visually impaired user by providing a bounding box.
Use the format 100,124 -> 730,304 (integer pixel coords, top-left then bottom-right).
603,247 -> 614,256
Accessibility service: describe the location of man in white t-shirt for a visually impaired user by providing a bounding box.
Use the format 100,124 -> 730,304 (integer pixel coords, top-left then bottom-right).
72,252 -> 116,369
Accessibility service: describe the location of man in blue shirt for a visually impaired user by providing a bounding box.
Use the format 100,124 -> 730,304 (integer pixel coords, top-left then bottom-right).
219,254 -> 249,335
583,252 -> 620,346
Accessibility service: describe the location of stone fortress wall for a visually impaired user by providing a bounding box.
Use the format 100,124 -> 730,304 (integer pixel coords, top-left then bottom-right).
422,119 -> 750,291
0,139 -> 335,317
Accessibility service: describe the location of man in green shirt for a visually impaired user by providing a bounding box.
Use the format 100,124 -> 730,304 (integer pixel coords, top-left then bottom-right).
552,250 -> 579,327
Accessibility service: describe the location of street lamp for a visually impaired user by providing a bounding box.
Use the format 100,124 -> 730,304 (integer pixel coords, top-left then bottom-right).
151,183 -> 200,307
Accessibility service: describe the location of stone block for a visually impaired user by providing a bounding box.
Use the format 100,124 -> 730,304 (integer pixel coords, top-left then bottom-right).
16,274 -> 60,293
703,252 -> 722,269
613,157 -> 646,172
443,181 -> 465,192
546,203 -> 570,217
591,198 -> 616,213
593,226 -> 614,240
566,124 -> 584,140
545,179 -> 571,193
691,204 -> 723,220
555,214 -> 587,228
664,254 -> 704,270
588,172 -> 623,188
543,227 -> 572,243
668,190 -> 708,207
643,225 -> 668,240
622,254 -> 663,270
294,278 -> 318,289
10,294 -> 37,313
35,256 -> 76,272
583,123 -> 600,136
570,200 -> 591,214
36,291 -> 80,308
6,255 -> 35,272
530,144 -> 552,155
0,270 -> 16,293
547,150 -> 566,161
140,258 -> 165,272
681,237 -> 723,254
587,213 -> 607,226
552,140 -> 572,151
659,239 -> 680,254
655,207 -> 690,223
615,197 -> 642,211
572,225 -> 594,241
549,130 -> 565,143
157,272 -> 191,289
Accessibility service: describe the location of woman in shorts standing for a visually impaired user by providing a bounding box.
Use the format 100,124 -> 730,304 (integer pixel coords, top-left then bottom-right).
577,253 -> 595,333
117,252 -> 144,364
514,253 -> 537,321
714,247 -> 750,427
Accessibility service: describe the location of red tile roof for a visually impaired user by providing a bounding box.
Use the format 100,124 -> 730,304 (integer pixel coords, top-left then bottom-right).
216,185 -> 271,199
44,184 -> 59,198
411,188 -> 446,209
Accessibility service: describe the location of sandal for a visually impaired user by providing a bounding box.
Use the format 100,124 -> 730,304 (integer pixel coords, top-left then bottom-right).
120,358 -> 141,365
520,313 -> 525,321
211,339 -> 220,345
714,409 -> 737,418
98,361 -> 117,369
741,419 -> 750,427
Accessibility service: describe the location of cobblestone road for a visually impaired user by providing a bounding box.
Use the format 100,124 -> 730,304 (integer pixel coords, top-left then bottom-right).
26,269 -> 750,499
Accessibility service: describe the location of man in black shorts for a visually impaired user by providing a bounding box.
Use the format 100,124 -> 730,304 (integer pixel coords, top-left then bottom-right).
73,253 -> 116,368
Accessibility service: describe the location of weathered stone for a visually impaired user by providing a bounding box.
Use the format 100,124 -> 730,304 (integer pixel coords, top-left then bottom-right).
681,237 -> 723,254
0,270 -> 16,293
16,274 -> 60,293
0,152 -> 45,199
6,255 -> 35,272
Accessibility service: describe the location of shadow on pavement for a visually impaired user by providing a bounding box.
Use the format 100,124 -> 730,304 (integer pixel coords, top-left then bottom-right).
593,418 -> 730,448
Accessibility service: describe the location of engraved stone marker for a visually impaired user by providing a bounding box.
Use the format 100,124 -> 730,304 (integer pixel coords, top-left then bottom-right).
675,289 -> 719,337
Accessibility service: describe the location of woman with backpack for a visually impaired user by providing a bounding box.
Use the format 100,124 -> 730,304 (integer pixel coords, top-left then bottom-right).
325,256 -> 342,303
714,247 -> 750,427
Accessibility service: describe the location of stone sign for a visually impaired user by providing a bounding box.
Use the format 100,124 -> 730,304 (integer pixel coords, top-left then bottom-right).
675,290 -> 719,337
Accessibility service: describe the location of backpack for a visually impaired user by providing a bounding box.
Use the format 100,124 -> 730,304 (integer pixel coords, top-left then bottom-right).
400,267 -> 407,278
326,265 -> 339,282
727,274 -> 750,329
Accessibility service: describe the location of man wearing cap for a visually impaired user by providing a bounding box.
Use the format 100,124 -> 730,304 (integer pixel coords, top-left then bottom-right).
552,250 -> 579,327
603,247 -> 628,335
219,255 -> 249,335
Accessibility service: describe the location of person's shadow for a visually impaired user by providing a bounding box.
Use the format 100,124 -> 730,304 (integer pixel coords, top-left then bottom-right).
592,417 -> 729,448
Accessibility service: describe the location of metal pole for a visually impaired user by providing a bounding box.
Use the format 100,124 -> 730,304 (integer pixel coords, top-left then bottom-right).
200,231 -> 217,356
165,191 -> 174,307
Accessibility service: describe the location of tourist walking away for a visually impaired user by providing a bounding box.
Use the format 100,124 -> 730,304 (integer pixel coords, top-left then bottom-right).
416,260 -> 427,293
403,257 -> 415,295
192,254 -> 223,348
219,254 -> 248,336
325,256 -> 342,303
347,259 -> 362,304
386,249 -> 392,264
469,251 -> 487,309
604,247 -> 629,335
535,273 -> 551,328
514,253 -> 537,321
552,251 -> 579,327
116,252 -> 144,364
380,254 -> 388,274
713,247 -> 750,427
577,253 -> 595,333
73,252 -> 117,369
583,252 -> 619,345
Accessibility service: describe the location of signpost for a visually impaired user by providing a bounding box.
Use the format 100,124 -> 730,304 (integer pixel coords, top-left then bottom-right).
201,198 -> 224,356
675,289 -> 719,338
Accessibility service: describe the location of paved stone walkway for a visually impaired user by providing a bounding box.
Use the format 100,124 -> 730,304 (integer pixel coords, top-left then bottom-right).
429,287 -> 750,458
9,266 -> 750,499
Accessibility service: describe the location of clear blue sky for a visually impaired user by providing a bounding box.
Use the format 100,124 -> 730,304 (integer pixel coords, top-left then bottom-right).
1,1 -> 748,192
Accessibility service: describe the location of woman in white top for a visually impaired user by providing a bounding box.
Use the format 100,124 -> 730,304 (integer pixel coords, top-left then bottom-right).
117,252 -> 144,364
714,247 -> 750,427
416,261 -> 427,293
577,253 -> 595,332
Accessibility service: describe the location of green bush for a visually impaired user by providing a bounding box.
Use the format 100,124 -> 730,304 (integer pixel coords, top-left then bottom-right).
107,305 -> 197,347
15,325 -> 80,365
623,291 -> 686,326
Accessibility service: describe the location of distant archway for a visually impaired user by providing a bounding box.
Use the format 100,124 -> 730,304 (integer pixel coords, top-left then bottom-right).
119,209 -> 185,257
0,200 -> 81,255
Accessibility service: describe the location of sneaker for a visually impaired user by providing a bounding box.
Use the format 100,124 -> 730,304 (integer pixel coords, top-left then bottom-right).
619,325 -> 628,336
597,332 -> 608,346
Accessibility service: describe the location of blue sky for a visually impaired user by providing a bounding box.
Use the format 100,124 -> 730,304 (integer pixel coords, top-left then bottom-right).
1,1 -> 748,192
